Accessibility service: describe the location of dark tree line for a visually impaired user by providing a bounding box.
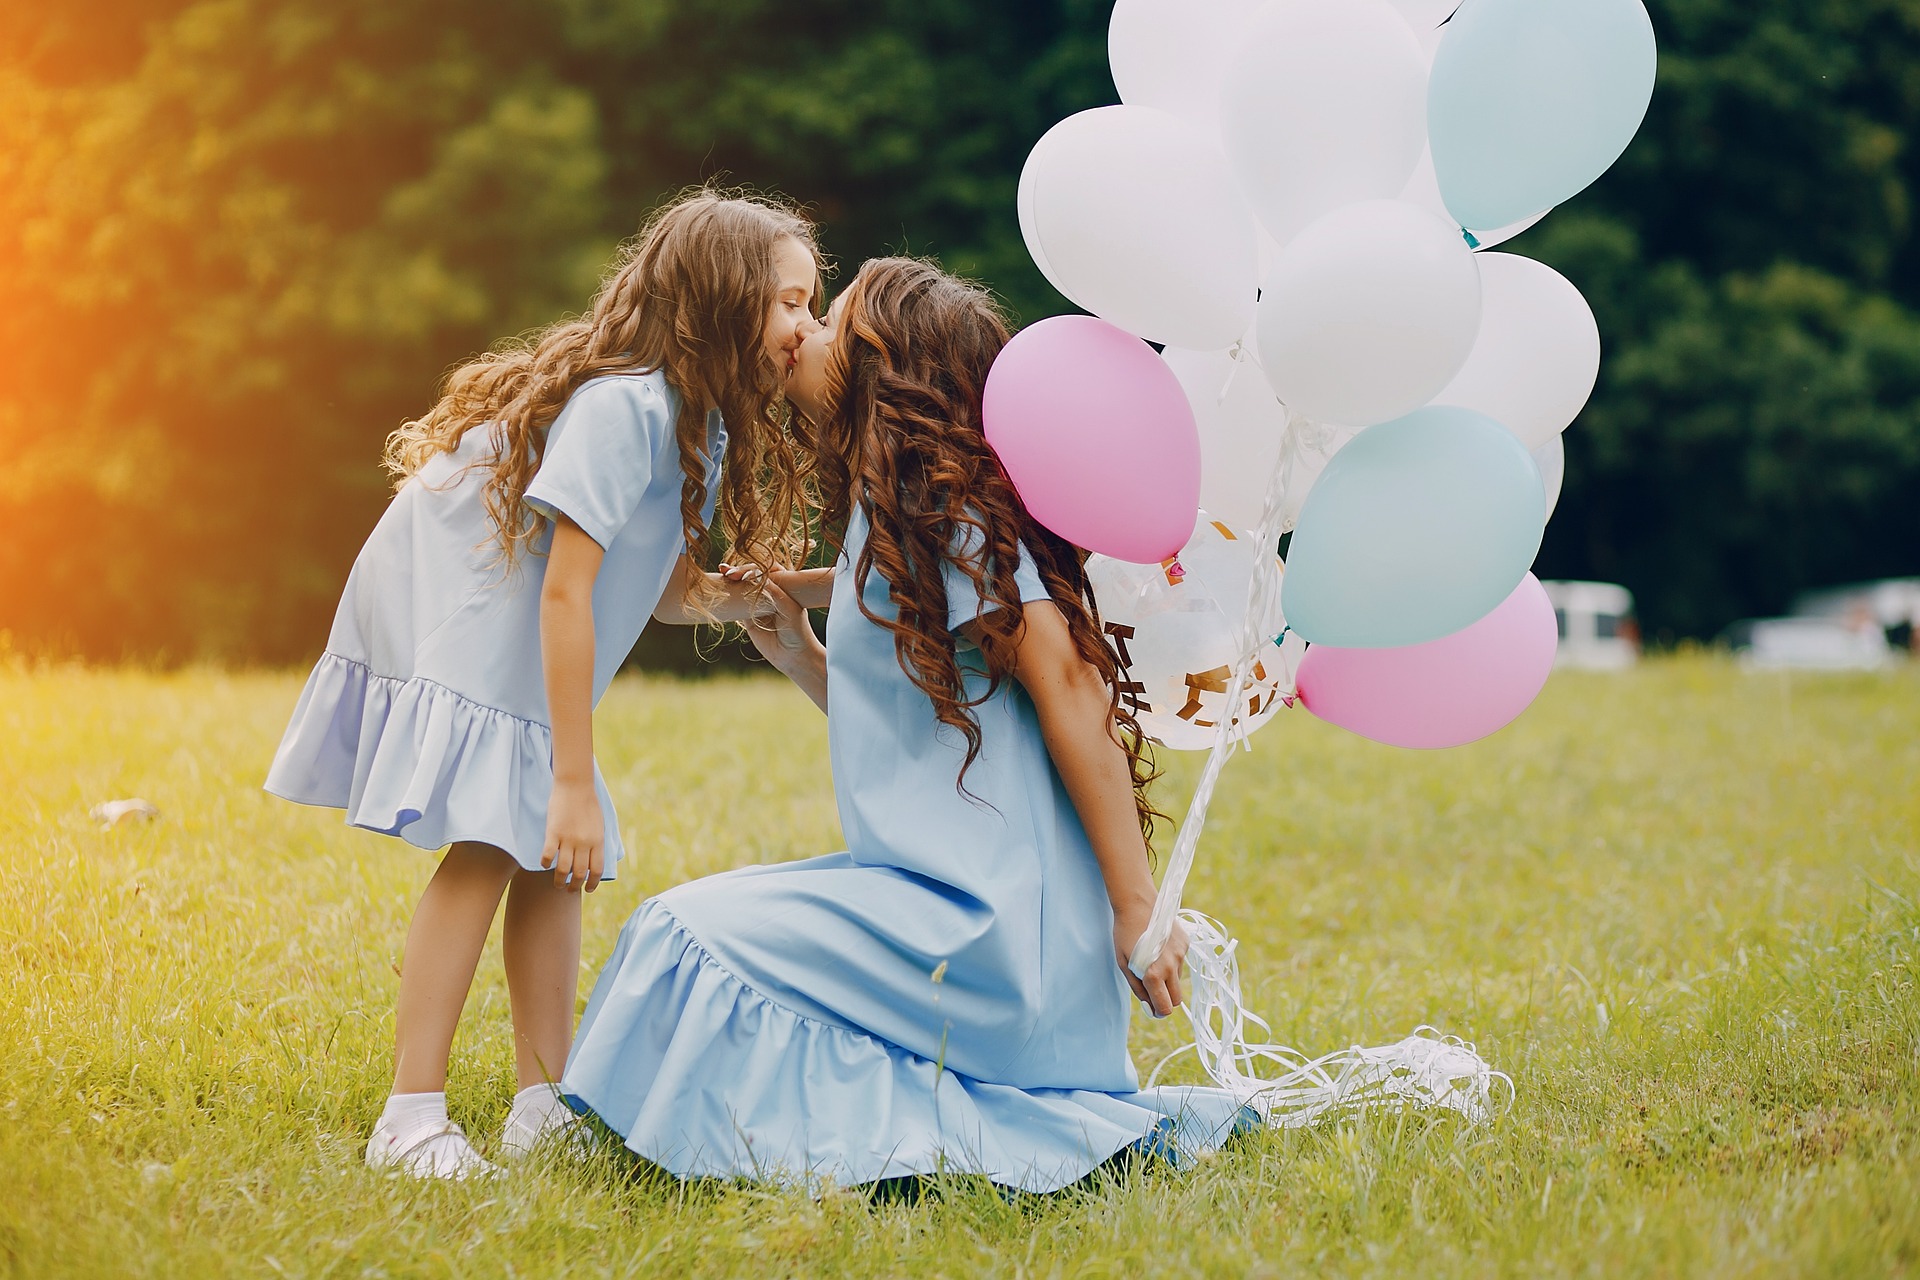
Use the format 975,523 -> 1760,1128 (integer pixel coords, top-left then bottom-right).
1,0 -> 1915,662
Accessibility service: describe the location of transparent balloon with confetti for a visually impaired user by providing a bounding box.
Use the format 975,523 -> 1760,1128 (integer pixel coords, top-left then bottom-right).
1086,511 -> 1306,751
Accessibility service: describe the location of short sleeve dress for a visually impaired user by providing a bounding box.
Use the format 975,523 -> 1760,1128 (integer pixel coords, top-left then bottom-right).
264,371 -> 723,879
560,505 -> 1248,1191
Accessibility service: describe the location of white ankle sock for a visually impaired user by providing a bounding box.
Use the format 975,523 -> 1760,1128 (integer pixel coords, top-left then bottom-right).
498,1083 -> 577,1158
505,1083 -> 567,1127
378,1091 -> 449,1135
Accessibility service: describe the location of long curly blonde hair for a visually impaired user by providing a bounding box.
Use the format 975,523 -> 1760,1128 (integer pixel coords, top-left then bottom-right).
383,189 -> 820,601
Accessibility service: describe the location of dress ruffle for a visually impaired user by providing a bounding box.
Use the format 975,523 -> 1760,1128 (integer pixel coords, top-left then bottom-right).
264,651 -> 625,875
562,902 -> 1251,1192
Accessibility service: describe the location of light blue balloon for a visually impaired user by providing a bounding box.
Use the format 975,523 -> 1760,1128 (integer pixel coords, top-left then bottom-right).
1282,406 -> 1546,648
1429,0 -> 1657,234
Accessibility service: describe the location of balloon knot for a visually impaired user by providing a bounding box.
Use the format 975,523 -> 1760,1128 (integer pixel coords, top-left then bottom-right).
1461,227 -> 1481,250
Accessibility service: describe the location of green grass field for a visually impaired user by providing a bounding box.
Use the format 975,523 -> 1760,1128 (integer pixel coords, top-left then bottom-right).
2,655 -> 1916,1277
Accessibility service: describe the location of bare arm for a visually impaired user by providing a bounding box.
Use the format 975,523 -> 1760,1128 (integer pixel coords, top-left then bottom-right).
540,516 -> 608,891
651,554 -> 759,624
988,601 -> 1186,1017
653,557 -> 835,623
767,567 -> 835,609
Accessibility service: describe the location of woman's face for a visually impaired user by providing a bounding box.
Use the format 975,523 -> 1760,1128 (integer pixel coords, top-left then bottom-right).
761,236 -> 820,378
784,286 -> 847,424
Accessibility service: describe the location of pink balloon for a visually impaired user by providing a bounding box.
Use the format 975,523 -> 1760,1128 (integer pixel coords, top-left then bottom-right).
983,315 -> 1201,563
1295,573 -> 1557,748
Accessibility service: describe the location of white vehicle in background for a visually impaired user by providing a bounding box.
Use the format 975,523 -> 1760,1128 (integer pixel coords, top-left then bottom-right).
1728,579 -> 1920,671
1793,578 -> 1920,652
1724,617 -> 1894,671
1718,577 -> 1916,671
1542,580 -> 1638,670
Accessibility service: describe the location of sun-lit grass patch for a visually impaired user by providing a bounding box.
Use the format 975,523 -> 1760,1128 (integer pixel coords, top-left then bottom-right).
2,655 -> 1916,1277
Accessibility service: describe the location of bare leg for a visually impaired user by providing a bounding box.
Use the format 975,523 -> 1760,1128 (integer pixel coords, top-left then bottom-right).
502,869 -> 583,1089
391,842 -> 517,1095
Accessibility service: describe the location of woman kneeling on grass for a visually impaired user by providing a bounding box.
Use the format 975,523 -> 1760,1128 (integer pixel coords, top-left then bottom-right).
560,258 -> 1249,1192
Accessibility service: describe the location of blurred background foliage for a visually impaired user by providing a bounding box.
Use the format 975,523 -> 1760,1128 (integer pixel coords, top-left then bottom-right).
1,0 -> 1916,662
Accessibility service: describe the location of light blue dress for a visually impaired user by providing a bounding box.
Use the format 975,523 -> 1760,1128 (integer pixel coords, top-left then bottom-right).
561,506 -> 1248,1191
265,371 -> 723,879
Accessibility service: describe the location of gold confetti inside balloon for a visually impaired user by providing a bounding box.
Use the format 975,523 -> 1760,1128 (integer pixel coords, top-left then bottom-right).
1086,511 -> 1306,750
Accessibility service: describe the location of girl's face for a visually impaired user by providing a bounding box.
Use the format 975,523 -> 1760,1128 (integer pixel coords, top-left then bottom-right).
762,236 -> 821,379
784,286 -> 848,425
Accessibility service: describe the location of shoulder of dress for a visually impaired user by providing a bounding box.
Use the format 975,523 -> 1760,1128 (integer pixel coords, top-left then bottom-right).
572,370 -> 669,404
557,372 -> 676,434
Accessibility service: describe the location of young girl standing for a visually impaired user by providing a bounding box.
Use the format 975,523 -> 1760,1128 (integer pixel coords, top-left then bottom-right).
266,192 -> 824,1178
561,259 -> 1248,1191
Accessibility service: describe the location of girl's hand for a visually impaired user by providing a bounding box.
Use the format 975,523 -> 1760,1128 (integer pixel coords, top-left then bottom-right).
542,779 -> 605,893
721,563 -> 835,609
1113,906 -> 1187,1018
744,580 -> 823,675
718,561 -> 768,584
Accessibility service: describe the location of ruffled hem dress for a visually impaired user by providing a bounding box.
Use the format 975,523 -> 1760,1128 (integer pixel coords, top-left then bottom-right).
561,507 -> 1251,1191
264,372 -> 723,879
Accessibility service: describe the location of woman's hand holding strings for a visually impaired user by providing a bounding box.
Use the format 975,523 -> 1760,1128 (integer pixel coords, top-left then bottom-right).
1112,908 -> 1187,1019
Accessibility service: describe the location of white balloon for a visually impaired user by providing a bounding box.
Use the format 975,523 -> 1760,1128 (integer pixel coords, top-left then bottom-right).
1221,0 -> 1429,246
1429,252 -> 1601,449
1387,0 -> 1457,55
1398,146 -> 1551,248
1162,347 -> 1359,532
1278,417 -> 1363,529
1163,347 -> 1285,534
1022,105 -> 1259,349
1255,226 -> 1284,282
1016,159 -> 1063,294
1256,200 -> 1483,428
1396,145 -> 1449,219
1532,433 -> 1565,518
1109,0 -> 1265,135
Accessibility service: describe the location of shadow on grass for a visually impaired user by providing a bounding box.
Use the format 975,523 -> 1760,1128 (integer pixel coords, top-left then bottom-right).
552,1100 -> 1273,1217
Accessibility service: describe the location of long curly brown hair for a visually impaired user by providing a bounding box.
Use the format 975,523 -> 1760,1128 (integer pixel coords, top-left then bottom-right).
803,257 -> 1162,842
383,189 -> 820,600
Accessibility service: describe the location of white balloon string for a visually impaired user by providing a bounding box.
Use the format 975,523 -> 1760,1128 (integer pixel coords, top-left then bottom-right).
1128,408 -> 1299,979
1272,624 -> 1299,708
1148,910 -> 1514,1127
1216,339 -> 1249,404
1126,412 -> 1513,1128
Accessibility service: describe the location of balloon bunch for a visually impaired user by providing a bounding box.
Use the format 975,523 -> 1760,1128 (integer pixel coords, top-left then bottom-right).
989,0 -> 1654,752
983,0 -> 1656,1124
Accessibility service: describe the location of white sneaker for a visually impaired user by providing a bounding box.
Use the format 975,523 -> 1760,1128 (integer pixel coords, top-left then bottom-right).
497,1091 -> 585,1161
365,1118 -> 501,1180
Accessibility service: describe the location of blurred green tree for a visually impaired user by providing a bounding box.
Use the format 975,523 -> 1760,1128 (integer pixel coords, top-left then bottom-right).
0,0 -> 610,658
1,0 -> 1917,659
552,0 -> 1112,318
